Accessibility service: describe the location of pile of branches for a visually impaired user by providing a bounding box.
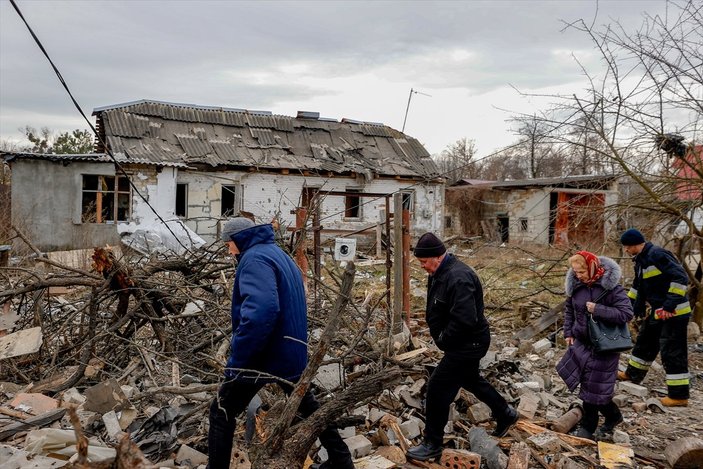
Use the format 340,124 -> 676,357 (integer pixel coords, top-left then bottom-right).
0,243 -> 234,390
0,234 -> 406,467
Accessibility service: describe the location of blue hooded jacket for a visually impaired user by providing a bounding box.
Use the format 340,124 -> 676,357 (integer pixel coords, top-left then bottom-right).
225,223 -> 308,383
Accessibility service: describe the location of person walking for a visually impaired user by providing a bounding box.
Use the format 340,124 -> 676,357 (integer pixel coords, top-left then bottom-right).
618,228 -> 691,407
406,233 -> 518,462
207,217 -> 354,469
557,252 -> 633,440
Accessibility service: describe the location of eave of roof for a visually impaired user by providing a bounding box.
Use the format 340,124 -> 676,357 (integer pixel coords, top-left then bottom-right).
2,151 -> 188,168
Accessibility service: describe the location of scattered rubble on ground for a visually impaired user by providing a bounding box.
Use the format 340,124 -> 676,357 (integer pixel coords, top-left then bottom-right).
1,240 -> 702,468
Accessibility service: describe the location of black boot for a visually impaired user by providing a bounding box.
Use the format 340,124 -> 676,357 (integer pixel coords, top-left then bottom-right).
406,440 -> 443,461
574,426 -> 595,441
310,460 -> 355,469
492,406 -> 519,437
594,415 -> 623,441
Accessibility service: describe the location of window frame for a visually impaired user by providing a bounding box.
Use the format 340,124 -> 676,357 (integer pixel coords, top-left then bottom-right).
80,174 -> 131,224
344,188 -> 363,220
221,184 -> 242,217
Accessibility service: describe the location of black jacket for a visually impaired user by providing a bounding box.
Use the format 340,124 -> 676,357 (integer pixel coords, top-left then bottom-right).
425,254 -> 490,357
629,242 -> 690,318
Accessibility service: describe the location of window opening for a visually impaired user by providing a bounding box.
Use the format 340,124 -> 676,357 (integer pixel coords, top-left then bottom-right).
176,183 -> 188,217
81,174 -> 131,223
221,185 -> 238,216
345,189 -> 361,218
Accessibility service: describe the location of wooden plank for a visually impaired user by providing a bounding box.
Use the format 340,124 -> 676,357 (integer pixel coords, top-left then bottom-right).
513,301 -> 565,341
0,407 -> 66,440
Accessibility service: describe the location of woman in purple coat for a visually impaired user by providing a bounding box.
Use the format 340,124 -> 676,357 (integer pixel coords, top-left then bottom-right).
557,251 -> 634,440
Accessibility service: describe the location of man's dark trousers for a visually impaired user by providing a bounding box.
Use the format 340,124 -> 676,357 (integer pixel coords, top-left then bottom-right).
208,380 -> 351,469
424,353 -> 509,445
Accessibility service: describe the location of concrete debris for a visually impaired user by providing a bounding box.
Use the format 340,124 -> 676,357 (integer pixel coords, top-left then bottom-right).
0,242 -> 700,468
0,326 -> 42,360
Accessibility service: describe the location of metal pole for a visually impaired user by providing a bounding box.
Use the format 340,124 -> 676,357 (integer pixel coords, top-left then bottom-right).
401,88 -> 414,133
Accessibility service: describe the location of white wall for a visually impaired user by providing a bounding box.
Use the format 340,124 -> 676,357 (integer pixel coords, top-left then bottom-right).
130,167 -> 178,224
507,189 -> 552,244
176,170 -> 444,243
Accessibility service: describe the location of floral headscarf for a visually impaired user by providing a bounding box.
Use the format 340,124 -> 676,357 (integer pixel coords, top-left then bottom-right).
575,250 -> 605,285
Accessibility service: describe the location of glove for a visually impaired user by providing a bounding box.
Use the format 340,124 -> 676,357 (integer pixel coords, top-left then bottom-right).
654,308 -> 674,320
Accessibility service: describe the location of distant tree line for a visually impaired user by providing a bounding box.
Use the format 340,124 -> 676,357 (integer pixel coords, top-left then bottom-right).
1,126 -> 95,154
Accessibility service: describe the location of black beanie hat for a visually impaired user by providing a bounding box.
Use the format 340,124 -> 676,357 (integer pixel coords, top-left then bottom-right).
620,228 -> 646,246
413,232 -> 447,258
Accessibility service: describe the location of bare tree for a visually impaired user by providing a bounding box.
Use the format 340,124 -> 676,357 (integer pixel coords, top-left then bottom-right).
509,114 -> 564,178
433,137 -> 478,184
523,0 -> 702,324
478,147 -> 528,181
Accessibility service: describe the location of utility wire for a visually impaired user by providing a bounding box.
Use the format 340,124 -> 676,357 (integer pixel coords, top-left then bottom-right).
9,0 -> 191,254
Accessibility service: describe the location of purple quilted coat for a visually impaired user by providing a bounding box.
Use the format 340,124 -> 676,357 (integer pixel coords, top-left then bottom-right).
556,256 -> 634,405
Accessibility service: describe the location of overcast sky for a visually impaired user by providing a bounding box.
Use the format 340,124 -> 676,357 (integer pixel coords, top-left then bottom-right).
0,0 -> 670,156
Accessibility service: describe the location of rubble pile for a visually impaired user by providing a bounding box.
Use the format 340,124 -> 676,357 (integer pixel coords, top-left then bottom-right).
0,243 -> 702,468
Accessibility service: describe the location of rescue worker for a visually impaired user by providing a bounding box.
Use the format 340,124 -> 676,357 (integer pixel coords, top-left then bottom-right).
618,229 -> 690,406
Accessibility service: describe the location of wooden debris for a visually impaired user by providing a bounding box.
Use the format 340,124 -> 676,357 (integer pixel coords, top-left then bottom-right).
507,441 -> 531,469
598,441 -> 634,469
664,437 -> 703,468
0,407 -> 66,441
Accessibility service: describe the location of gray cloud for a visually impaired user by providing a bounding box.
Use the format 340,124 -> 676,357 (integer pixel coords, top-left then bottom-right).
1,0 -> 670,150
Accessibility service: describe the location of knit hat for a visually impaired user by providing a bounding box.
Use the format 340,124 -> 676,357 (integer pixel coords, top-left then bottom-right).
620,228 -> 646,246
413,232 -> 447,258
220,217 -> 255,242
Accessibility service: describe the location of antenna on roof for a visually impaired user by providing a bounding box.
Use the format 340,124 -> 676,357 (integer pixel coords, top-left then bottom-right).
401,87 -> 431,133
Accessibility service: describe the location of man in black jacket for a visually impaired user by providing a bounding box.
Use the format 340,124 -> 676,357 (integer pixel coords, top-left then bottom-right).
618,228 -> 691,407
406,233 -> 518,462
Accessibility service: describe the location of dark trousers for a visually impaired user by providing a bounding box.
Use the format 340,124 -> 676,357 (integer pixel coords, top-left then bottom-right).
207,379 -> 352,469
581,401 -> 621,433
424,353 -> 509,445
626,314 -> 690,399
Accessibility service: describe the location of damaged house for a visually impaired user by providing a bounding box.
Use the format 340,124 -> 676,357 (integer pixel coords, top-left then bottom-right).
445,175 -> 619,247
3,99 -> 443,253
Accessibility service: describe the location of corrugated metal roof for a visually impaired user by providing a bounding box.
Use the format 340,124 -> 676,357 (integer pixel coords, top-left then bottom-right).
176,135 -> 213,157
104,111 -> 150,138
93,99 -> 439,178
456,174 -> 618,189
250,128 -> 276,146
2,150 -> 186,168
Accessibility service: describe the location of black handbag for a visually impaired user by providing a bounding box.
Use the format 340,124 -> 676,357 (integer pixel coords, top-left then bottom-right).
587,288 -> 634,354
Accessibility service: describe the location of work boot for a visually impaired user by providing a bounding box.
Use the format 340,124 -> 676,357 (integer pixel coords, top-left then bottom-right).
406,440 -> 443,461
617,370 -> 630,381
660,397 -> 688,407
594,415 -> 623,441
492,406 -> 519,438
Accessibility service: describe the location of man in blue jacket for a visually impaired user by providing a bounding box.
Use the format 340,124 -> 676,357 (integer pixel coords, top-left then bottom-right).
207,217 -> 353,469
618,228 -> 690,407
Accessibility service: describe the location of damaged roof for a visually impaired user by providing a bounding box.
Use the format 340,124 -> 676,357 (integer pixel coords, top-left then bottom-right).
92,99 -> 439,179
1,151 -> 188,168
453,174 -> 618,190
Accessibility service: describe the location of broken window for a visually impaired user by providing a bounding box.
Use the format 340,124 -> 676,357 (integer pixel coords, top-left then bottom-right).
81,175 -> 131,223
221,184 -> 240,217
344,189 -> 362,219
519,217 -> 528,232
176,183 -> 188,217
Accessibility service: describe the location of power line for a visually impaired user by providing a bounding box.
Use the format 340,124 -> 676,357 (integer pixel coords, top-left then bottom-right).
9,0 -> 191,255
